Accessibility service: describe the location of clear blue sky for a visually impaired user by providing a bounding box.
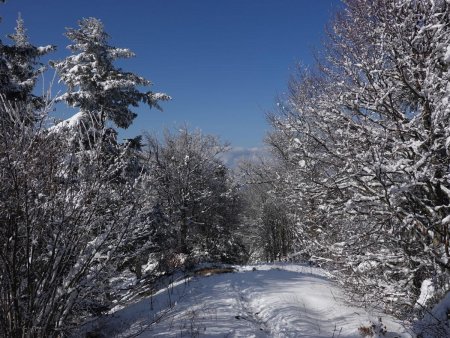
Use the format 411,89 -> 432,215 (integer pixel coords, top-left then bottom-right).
2,0 -> 339,149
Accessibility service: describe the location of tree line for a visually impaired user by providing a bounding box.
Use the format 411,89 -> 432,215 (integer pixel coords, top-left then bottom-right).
242,0 -> 450,333
0,13 -> 245,337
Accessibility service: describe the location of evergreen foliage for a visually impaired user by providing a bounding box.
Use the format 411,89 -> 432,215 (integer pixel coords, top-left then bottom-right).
0,14 -> 54,108
51,17 -> 170,129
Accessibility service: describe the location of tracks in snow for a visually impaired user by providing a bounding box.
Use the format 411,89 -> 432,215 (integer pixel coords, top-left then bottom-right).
83,264 -> 412,337
231,281 -> 271,337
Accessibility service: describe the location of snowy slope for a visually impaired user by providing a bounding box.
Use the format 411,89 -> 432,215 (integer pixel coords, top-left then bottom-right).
79,263 -> 412,338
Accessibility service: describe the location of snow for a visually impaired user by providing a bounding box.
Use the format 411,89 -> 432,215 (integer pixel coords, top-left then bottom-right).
48,111 -> 85,133
153,92 -> 171,100
444,45 -> 450,64
78,263 -> 411,337
37,45 -> 54,54
415,291 -> 450,338
416,279 -> 435,308
442,214 -> 450,225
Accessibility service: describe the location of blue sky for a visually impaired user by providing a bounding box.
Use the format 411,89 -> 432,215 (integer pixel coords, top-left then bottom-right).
2,0 -> 338,149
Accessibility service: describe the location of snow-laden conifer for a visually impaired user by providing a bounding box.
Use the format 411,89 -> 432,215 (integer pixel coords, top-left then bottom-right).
0,14 -> 54,108
51,17 -> 169,129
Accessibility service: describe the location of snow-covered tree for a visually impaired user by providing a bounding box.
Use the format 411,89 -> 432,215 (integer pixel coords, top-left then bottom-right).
51,17 -> 169,129
238,157 -> 299,262
0,14 -> 54,108
261,0 -> 450,321
144,128 -> 246,265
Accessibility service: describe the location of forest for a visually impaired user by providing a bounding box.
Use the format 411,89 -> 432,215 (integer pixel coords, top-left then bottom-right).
1,0 -> 450,337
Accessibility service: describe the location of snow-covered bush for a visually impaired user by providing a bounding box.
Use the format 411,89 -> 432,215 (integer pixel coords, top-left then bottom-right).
0,99 -> 153,336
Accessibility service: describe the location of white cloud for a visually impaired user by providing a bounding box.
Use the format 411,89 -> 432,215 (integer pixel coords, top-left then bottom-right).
219,146 -> 268,168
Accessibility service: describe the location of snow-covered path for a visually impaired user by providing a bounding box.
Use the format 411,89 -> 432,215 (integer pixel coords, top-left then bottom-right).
82,264 -> 412,338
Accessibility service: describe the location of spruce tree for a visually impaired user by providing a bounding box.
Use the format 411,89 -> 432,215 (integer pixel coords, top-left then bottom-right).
51,17 -> 169,129
0,14 -> 54,108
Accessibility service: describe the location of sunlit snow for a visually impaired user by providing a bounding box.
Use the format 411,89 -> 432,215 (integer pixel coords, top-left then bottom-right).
80,263 -> 411,338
